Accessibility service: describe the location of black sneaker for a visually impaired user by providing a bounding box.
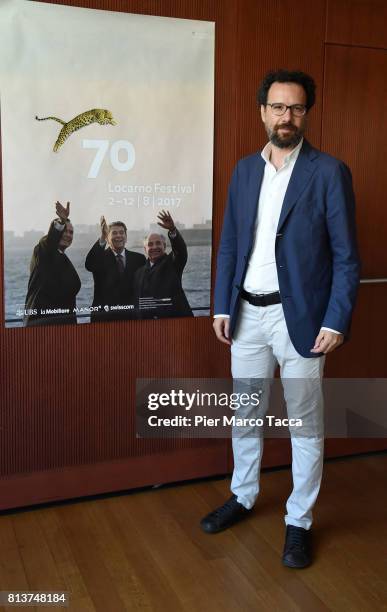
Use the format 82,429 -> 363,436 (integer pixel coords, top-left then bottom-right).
282,525 -> 312,568
200,495 -> 252,534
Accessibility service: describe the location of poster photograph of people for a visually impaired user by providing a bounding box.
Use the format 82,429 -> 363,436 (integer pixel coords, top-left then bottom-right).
0,0 -> 214,327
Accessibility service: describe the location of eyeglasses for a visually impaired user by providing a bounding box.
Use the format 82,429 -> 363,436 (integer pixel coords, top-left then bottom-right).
266,103 -> 307,117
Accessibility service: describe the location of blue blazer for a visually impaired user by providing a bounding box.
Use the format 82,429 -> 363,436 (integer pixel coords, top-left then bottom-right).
214,140 -> 361,358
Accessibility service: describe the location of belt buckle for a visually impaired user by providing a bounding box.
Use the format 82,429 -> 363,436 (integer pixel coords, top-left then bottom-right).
249,292 -> 266,306
249,292 -> 263,306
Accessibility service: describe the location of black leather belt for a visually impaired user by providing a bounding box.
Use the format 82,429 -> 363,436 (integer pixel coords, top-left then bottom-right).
241,288 -> 281,307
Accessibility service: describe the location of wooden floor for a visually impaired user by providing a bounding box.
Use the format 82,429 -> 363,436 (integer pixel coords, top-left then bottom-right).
0,452 -> 386,612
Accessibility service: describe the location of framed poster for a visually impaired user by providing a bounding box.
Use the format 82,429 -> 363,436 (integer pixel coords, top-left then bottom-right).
0,0 -> 214,326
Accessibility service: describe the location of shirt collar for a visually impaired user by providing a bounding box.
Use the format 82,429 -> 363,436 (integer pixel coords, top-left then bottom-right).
261,137 -> 303,167
107,246 -> 125,256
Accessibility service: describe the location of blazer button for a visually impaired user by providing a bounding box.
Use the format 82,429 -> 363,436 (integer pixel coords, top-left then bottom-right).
276,233 -> 283,237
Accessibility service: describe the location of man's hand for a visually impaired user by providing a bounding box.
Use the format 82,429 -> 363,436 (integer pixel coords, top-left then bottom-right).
55,201 -> 70,222
157,210 -> 176,232
100,215 -> 108,242
310,330 -> 344,354
213,317 -> 231,345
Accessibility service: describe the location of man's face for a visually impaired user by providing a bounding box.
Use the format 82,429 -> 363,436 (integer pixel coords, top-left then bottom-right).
144,233 -> 166,263
59,222 -> 74,251
107,224 -> 127,253
261,82 -> 307,149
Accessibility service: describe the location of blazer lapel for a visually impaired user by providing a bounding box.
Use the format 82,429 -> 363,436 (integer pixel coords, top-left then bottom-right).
246,154 -> 265,236
277,140 -> 318,232
123,248 -> 132,279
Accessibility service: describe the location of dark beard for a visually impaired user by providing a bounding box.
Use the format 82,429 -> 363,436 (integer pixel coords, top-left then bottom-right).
269,123 -> 304,149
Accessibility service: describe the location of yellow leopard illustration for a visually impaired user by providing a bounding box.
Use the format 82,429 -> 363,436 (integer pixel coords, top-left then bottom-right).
35,109 -> 117,152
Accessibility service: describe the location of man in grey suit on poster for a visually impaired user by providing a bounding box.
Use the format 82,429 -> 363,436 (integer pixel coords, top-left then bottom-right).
135,210 -> 193,319
200,70 -> 360,568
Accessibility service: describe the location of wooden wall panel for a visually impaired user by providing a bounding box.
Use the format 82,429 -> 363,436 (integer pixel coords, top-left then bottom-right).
234,0 -> 326,159
322,44 -> 387,276
325,284 -> 387,378
321,42 -> 387,457
1,0 -> 386,510
325,283 -> 387,457
326,0 -> 387,49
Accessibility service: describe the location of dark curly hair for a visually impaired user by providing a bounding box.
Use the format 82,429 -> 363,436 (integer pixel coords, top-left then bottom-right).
257,70 -> 316,111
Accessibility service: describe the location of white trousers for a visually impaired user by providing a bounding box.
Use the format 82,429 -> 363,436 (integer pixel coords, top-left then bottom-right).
230,299 -> 325,529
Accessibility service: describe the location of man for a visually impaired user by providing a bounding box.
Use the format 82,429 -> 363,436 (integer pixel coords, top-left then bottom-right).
200,70 -> 360,568
135,210 -> 193,319
85,217 -> 145,322
24,201 -> 81,326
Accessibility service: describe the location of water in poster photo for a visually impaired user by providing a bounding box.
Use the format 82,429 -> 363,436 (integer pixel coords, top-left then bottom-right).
0,1 -> 214,327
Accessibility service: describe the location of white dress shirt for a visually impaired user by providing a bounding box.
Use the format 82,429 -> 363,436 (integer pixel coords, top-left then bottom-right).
243,138 -> 303,293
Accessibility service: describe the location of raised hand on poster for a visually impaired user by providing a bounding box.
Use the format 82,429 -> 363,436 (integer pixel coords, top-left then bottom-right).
100,215 -> 109,242
157,210 -> 176,232
55,200 -> 70,223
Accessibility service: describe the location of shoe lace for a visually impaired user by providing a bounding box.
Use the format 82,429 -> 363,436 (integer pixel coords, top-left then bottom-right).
287,527 -> 307,550
213,496 -> 239,519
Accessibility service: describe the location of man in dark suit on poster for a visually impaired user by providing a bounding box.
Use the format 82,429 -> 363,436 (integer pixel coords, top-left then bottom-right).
135,210 -> 193,319
24,201 -> 81,326
200,70 -> 360,568
85,217 -> 145,322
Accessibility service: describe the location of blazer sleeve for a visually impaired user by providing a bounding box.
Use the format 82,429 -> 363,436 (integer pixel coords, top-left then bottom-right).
321,162 -> 361,335
37,219 -> 64,255
170,230 -> 188,273
85,240 -> 105,272
213,162 -> 239,315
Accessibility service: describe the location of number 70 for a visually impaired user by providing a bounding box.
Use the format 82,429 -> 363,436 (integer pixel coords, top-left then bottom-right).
82,139 -> 136,178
